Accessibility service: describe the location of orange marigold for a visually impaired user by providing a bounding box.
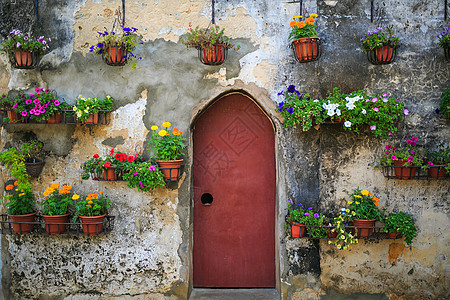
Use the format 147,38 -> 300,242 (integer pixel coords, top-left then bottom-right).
13,181 -> 18,186
5,184 -> 14,191
372,197 -> 380,206
296,21 -> 306,29
305,18 -> 315,25
289,20 -> 297,27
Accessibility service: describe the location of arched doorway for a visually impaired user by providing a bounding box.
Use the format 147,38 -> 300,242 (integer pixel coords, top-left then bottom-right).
193,92 -> 276,287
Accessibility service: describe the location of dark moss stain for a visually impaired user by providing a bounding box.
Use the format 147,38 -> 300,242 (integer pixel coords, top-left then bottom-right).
288,240 -> 321,277
102,136 -> 125,148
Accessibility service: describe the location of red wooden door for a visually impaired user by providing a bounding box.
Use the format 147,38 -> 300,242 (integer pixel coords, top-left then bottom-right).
193,93 -> 275,287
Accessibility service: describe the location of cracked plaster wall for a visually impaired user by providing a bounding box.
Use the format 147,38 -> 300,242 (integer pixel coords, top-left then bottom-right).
0,0 -> 449,299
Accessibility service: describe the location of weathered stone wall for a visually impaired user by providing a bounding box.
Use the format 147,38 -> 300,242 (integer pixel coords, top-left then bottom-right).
0,0 -> 448,299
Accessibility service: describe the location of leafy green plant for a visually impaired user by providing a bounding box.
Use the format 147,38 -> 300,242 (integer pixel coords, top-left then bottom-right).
377,136 -> 425,167
72,95 -> 113,122
361,25 -> 399,52
0,148 -> 30,192
181,25 -> 240,50
0,30 -> 50,56
41,184 -> 73,216
20,140 -> 43,161
2,181 -> 35,215
148,122 -> 186,161
422,146 -> 450,173
122,161 -> 165,192
0,93 -> 19,109
384,212 -> 417,245
440,88 -> 450,119
437,27 -> 450,48
73,192 -> 110,219
81,149 -> 140,180
346,188 -> 384,221
288,13 -> 319,40
304,211 -> 327,238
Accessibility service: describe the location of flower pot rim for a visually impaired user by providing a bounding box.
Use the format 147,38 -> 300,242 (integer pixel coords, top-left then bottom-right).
353,218 -> 376,222
9,211 -> 37,218
42,213 -> 70,218
156,159 -> 184,163
78,213 -> 107,219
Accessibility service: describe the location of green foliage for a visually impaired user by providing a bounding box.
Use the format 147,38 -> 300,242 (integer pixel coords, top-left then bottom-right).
0,30 -> 50,56
81,149 -> 140,179
122,161 -> 166,192
72,95 -> 113,121
148,122 -> 186,161
346,188 -> 384,221
440,88 -> 450,119
20,140 -> 43,161
288,13 -> 319,41
181,25 -> 240,50
0,148 -> 31,192
0,93 -> 19,108
422,146 -> 450,173
377,136 -> 425,167
437,27 -> 450,48
305,212 -> 327,238
2,182 -> 34,215
361,25 -> 399,52
41,184 -> 72,216
328,210 -> 358,250
384,212 -> 417,245
74,193 -> 110,218
278,86 -> 406,139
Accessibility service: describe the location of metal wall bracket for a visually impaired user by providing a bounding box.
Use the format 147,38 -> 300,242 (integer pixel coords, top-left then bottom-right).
34,0 -> 38,24
211,0 -> 215,24
286,0 -> 305,17
122,0 -> 125,26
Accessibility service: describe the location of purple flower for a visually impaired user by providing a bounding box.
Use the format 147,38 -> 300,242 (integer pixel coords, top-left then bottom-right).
308,207 -> 313,210
372,98 -> 378,102
370,125 -> 376,130
382,93 -> 387,97
287,85 -> 296,93
25,99 -> 32,105
277,91 -> 283,96
313,213 -> 320,218
382,98 -> 388,103
288,200 -> 293,204
404,109 -> 409,116
287,108 -> 294,115
304,213 -> 309,216
29,94 -> 33,97
374,107 -> 379,112
278,102 -> 284,111
149,166 -> 156,171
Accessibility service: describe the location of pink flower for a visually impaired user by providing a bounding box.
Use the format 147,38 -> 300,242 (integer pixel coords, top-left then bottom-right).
407,156 -> 414,161
382,98 -> 388,102
45,89 -> 50,93
54,100 -> 60,106
149,166 -> 156,171
385,151 -> 390,154
12,103 -> 17,109
374,107 -> 379,112
21,111 -> 27,117
372,98 -> 378,102
428,161 -> 434,166
391,155 -> 397,160
386,145 -> 393,150
404,109 -> 409,115
35,88 -> 41,93
411,136 -> 418,141
411,150 -> 415,154
139,181 -> 143,188
370,125 -> 376,130
134,171 -> 138,176
29,109 -> 36,114
29,94 -> 33,97
365,98 -> 370,102
25,99 -> 32,105
382,93 -> 387,97
33,99 -> 40,104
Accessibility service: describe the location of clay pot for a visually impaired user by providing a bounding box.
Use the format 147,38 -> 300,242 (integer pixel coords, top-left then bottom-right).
376,45 -> 394,62
79,214 -> 106,236
291,37 -> 320,62
393,160 -> 416,179
200,44 -> 227,65
7,110 -> 24,123
14,50 -> 33,67
327,227 -> 338,238
42,213 -> 69,235
156,159 -> 183,181
47,113 -> 63,124
291,222 -> 306,238
103,167 -> 120,181
107,46 -> 125,64
9,212 -> 37,234
352,219 -> 375,238
388,229 -> 402,239
84,113 -> 99,124
428,165 -> 446,179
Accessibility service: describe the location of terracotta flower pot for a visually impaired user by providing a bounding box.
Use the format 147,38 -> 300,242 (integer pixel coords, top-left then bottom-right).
9,212 -> 37,234
291,222 -> 306,238
47,113 -> 63,124
156,159 -> 183,181
352,219 -> 375,238
42,213 -> 69,235
103,167 -> 120,181
388,229 -> 402,239
327,226 -> 338,238
84,113 -> 99,124
291,37 -> 320,62
393,160 -> 416,179
14,50 -> 33,67
7,110 -> 23,123
79,214 -> 106,236
428,165 -> 446,179
200,44 -> 227,65
107,46 -> 125,64
376,45 -> 394,62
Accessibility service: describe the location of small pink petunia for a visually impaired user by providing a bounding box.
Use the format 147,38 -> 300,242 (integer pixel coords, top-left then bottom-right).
372,98 -> 378,102
404,109 -> 409,115
382,98 -> 388,102
21,111 -> 27,117
365,98 -> 370,102
12,103 -> 17,109
29,109 -> 36,114
45,89 -> 50,93
35,88 -> 41,93
370,125 -> 376,130
149,166 -> 156,171
391,155 -> 397,160
374,107 -> 379,112
407,156 -> 414,161
25,99 -> 32,105
54,100 -> 60,106
33,99 -> 40,104
382,93 -> 387,97
428,161 -> 434,166
385,151 -> 390,154
411,150 -> 415,155
139,181 -> 143,188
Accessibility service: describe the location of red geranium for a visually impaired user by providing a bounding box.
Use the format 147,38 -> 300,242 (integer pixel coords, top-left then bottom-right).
115,153 -> 122,160
93,154 -> 99,159
104,162 -> 111,168
110,149 -> 115,155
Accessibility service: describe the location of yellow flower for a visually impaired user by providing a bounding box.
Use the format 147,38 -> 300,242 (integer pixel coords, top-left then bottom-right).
354,195 -> 362,199
310,13 -> 318,18
5,184 -> 14,191
72,194 -> 80,200
158,130 -> 168,137
18,193 -> 25,197
347,201 -> 353,204
162,122 -> 171,128
151,125 -> 158,131
291,15 -> 302,19
361,190 -> 369,196
355,201 -> 360,205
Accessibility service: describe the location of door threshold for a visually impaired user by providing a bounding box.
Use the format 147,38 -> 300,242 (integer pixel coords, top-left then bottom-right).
190,288 -> 279,300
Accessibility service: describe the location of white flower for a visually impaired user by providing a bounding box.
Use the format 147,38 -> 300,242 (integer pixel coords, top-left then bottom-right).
73,106 -> 77,111
76,111 -> 82,117
341,235 -> 345,239
337,244 -> 342,249
346,103 -> 356,110
344,121 -> 352,127
313,99 -> 319,103
336,109 -> 341,116
382,98 -> 388,103
84,109 -> 89,113
327,110 -> 335,117
361,108 -> 367,115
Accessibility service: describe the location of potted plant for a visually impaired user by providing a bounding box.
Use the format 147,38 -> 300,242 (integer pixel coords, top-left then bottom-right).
384,212 -> 417,245
0,30 -> 50,69
148,122 -> 186,181
41,184 -> 73,235
346,188 -> 384,238
285,201 -> 308,237
0,147 -> 31,193
437,27 -> 450,60
81,149 -> 137,181
362,25 -> 399,64
288,13 -> 321,63
73,192 -> 110,236
327,208 -> 358,250
89,25 -> 142,69
439,88 -> 450,119
2,181 -> 36,234
72,95 -> 113,124
304,210 -> 328,238
20,140 -> 45,178
181,25 -> 239,65
377,136 -> 425,179
422,147 -> 450,179
122,161 -> 165,192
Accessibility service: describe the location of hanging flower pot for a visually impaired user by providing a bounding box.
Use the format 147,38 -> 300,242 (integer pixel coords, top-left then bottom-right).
388,229 -> 402,239
444,45 -> 450,61
291,37 -> 322,63
291,222 -> 306,238
79,214 -> 106,236
393,159 -> 416,179
42,213 -> 69,235
352,219 -> 375,238
326,226 -> 338,238
47,113 -> 63,124
198,44 -> 228,65
15,50 -> 32,67
362,26 -> 399,65
25,158 -> 45,178
9,212 -> 37,234
103,46 -> 127,66
156,159 -> 183,181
